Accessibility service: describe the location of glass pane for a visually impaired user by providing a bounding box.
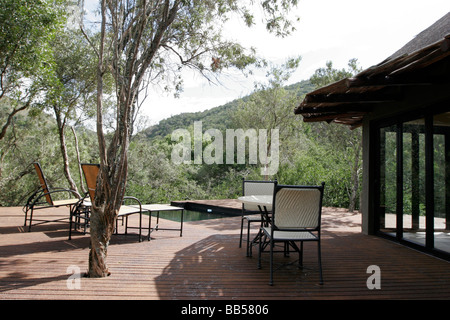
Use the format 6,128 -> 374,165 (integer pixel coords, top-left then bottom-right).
379,125 -> 397,234
434,112 -> 450,253
402,119 -> 426,246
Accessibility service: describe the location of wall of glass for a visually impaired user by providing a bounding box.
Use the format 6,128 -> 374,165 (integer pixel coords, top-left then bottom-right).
376,110 -> 450,257
433,112 -> 450,253
402,119 -> 426,246
378,125 -> 397,235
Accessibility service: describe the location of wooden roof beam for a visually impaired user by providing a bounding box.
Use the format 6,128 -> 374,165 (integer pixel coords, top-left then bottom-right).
389,49 -> 450,77
303,87 -> 403,104
347,51 -> 450,88
345,74 -> 444,88
296,103 -> 375,114
301,112 -> 367,122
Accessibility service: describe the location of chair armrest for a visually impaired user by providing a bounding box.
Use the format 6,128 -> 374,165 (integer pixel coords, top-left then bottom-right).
30,188 -> 80,207
122,196 -> 142,211
23,187 -> 44,211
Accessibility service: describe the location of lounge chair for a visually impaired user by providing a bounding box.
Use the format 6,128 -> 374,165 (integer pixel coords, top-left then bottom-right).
239,179 -> 277,257
23,162 -> 80,231
69,163 -> 146,241
258,183 -> 325,286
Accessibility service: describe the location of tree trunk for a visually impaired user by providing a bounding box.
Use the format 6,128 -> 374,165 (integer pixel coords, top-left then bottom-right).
71,126 -> 86,194
348,138 -> 362,212
54,107 -> 80,198
87,195 -> 118,277
86,0 -> 178,277
88,0 -> 131,276
87,0 -> 111,278
0,99 -> 31,141
88,208 -> 114,277
86,147 -> 129,277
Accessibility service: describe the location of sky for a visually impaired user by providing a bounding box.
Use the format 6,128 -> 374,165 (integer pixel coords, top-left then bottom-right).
85,0 -> 450,126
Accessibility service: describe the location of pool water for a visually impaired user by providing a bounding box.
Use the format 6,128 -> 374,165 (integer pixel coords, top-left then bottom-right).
155,210 -> 232,222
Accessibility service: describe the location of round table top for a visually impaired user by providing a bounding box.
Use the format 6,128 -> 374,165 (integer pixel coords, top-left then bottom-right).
237,195 -> 272,207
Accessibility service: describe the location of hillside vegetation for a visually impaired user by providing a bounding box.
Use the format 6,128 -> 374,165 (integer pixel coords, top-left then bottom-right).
139,80 -> 315,140
0,77 -> 362,211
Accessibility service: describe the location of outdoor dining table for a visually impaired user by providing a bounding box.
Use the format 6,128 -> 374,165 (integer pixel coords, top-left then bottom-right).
237,195 -> 273,256
237,195 -> 273,212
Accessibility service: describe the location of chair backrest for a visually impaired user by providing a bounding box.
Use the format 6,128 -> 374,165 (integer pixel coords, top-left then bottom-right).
242,179 -> 277,212
272,183 -> 325,230
81,163 -> 100,201
33,162 -> 53,205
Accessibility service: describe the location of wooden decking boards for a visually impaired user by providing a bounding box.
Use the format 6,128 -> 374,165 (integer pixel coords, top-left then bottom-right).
0,205 -> 449,300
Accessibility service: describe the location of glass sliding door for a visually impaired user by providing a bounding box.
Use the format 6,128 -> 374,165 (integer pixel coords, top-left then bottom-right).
376,110 -> 450,258
433,112 -> 450,254
378,125 -> 397,235
402,119 -> 426,246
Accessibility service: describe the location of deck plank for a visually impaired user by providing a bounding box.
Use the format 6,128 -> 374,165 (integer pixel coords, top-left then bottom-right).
0,205 -> 449,300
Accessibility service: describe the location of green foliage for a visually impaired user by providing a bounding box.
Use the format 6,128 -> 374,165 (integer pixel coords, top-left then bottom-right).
310,58 -> 362,88
0,100 -> 98,205
0,0 -> 367,212
276,136 -> 355,208
0,77 -> 363,209
0,18 -> 363,212
0,0 -> 66,96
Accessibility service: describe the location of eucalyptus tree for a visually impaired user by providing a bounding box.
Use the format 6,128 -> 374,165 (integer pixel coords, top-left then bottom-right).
0,0 -> 66,140
38,29 -> 100,197
81,0 -> 300,277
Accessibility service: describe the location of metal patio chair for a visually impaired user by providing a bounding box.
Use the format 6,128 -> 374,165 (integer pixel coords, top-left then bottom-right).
69,163 -> 146,241
239,179 -> 277,257
23,162 -> 80,231
258,183 -> 325,286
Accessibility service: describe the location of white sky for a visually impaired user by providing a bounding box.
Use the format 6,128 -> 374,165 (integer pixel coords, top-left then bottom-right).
86,0 -> 450,126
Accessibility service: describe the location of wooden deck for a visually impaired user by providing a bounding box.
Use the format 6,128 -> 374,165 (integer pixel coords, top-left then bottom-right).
0,204 -> 449,301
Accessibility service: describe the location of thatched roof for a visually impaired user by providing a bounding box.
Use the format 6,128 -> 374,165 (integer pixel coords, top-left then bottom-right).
295,12 -> 450,129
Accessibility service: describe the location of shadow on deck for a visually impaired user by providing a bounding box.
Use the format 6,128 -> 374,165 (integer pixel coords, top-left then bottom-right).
0,204 -> 449,301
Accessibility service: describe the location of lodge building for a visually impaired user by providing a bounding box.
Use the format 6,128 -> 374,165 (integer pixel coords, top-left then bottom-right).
296,12 -> 450,260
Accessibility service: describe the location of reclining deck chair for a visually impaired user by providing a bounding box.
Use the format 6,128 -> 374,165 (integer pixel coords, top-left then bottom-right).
69,163 -> 146,241
239,179 -> 277,257
258,183 -> 325,286
68,164 -> 95,238
23,162 -> 80,231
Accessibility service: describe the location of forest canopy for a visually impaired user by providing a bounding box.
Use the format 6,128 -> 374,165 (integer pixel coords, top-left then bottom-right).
0,75 -> 362,211
0,0 -> 362,212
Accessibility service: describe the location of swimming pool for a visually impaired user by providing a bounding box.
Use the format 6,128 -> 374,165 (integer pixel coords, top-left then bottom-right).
155,209 -> 233,222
